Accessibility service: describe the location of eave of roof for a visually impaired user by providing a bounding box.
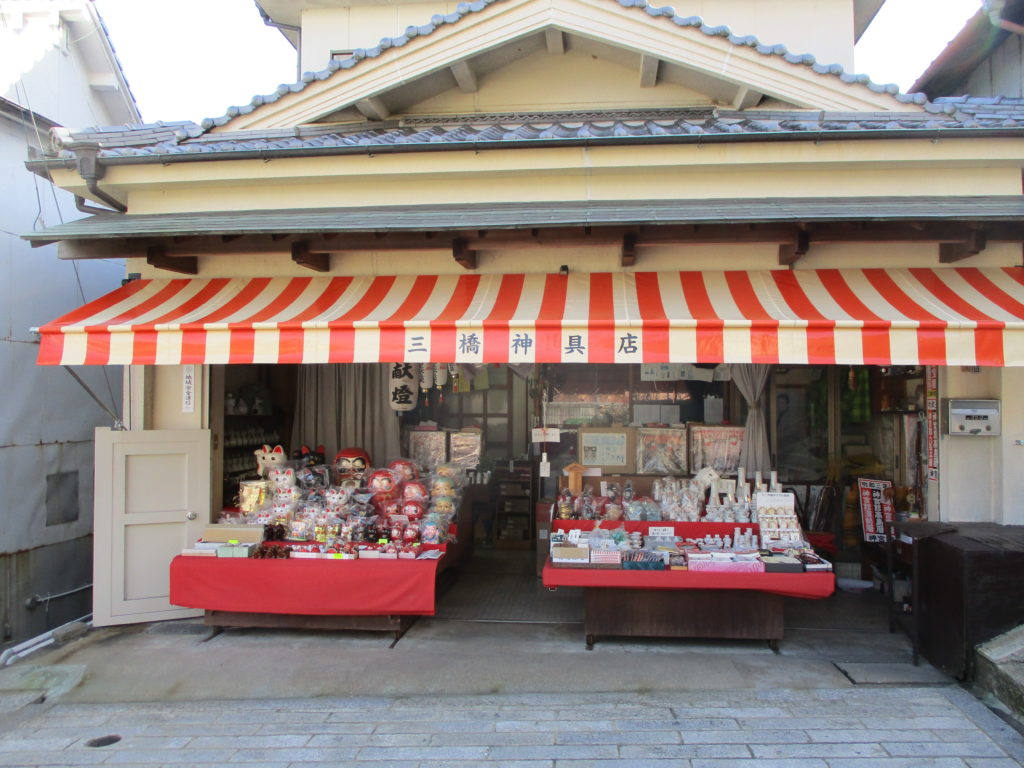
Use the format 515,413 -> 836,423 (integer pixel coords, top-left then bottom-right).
200,0 -> 923,133
31,102 -> 1024,171
22,196 -> 1024,242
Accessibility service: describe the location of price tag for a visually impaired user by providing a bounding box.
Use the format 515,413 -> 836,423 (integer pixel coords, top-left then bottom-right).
532,427 -> 561,443
648,526 -> 675,538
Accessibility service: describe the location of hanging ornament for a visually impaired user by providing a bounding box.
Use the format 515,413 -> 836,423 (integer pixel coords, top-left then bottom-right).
421,363 -> 434,389
435,364 -> 448,388
387,363 -> 419,412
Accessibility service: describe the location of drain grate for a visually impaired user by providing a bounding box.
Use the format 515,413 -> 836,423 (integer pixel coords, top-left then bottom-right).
84,735 -> 121,748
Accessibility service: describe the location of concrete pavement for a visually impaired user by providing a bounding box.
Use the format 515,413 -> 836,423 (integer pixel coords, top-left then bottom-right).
0,685 -> 1021,767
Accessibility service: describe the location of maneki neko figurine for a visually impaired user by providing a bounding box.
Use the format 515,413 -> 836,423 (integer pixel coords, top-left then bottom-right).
333,447 -> 371,482
254,444 -> 287,479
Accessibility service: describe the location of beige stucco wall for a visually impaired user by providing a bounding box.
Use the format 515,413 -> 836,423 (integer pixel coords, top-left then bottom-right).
298,0 -> 855,75
47,137 -> 1024,216
933,366 -> 1024,526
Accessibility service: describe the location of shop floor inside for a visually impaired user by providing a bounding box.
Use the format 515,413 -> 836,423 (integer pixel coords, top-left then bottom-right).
0,547 -> 960,706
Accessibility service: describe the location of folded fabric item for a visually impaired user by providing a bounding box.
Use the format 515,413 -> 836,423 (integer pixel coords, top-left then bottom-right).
688,559 -> 766,573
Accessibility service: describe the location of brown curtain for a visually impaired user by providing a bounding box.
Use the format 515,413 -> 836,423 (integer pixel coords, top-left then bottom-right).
291,364 -> 402,467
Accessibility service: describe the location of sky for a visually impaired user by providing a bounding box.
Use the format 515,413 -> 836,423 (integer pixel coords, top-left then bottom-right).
92,0 -> 985,125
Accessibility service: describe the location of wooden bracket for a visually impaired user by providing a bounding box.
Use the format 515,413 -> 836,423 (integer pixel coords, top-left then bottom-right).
939,229 -> 987,263
291,240 -> 330,272
453,238 -> 477,270
621,232 -> 638,267
778,228 -> 811,266
146,245 -> 197,275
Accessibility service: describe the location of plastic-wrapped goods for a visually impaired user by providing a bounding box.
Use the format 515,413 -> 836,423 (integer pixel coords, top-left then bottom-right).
430,475 -> 458,499
332,447 -> 371,483
237,480 -> 271,514
387,458 -> 419,483
403,481 -> 429,502
419,513 -> 447,544
430,495 -> 457,520
408,431 -> 446,474
603,503 -> 624,522
366,468 -> 400,497
296,464 -> 329,491
447,432 -> 482,473
435,463 -> 466,487
324,486 -> 351,514
401,499 -> 426,522
271,499 -> 294,525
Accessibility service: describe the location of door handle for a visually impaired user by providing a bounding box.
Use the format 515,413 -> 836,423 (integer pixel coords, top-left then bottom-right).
186,512 -> 197,520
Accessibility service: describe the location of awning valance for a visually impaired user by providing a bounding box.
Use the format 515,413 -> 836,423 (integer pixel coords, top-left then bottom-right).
37,268 -> 1024,367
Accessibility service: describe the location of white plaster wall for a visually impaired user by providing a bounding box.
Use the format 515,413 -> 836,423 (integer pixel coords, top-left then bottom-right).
298,0 -> 855,74
937,366 -> 1002,524
999,367 -> 1024,525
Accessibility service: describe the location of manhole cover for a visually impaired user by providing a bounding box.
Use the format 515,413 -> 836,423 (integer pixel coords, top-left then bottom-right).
85,735 -> 121,748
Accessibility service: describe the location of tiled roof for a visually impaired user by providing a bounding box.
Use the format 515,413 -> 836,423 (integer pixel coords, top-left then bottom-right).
23,196 -> 1024,242
197,0 -> 926,131
43,102 -> 1024,162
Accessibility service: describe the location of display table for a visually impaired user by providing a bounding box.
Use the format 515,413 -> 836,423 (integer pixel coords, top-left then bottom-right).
171,555 -> 443,635
543,519 -> 835,649
169,496 -> 475,637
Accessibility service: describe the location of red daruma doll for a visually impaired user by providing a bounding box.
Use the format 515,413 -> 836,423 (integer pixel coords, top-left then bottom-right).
333,447 -> 371,483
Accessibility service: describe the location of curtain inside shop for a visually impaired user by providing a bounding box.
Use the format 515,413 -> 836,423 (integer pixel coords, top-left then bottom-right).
730,364 -> 773,476
292,364 -> 402,467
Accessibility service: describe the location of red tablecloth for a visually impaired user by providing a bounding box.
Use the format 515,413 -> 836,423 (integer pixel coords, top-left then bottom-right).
170,555 -> 442,616
542,562 -> 834,599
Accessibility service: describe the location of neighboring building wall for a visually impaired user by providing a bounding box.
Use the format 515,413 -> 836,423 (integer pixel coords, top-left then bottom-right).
298,0 -> 856,76
0,4 -> 136,642
963,33 -> 1024,98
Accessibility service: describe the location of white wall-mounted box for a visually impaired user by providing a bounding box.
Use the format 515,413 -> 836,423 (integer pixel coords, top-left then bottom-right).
943,398 -> 1001,436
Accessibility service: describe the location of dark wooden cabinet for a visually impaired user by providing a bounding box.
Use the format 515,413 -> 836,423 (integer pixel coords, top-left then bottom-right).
493,463 -> 534,549
912,523 -> 1024,679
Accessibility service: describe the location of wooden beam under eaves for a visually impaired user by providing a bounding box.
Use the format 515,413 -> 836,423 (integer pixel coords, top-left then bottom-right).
639,55 -> 659,88
732,86 -> 762,109
545,29 -> 565,54
146,245 -> 197,275
355,97 -> 390,121
453,238 -> 477,269
939,229 -> 987,263
621,232 -> 638,267
291,240 -> 330,272
778,229 -> 811,266
450,61 -> 478,93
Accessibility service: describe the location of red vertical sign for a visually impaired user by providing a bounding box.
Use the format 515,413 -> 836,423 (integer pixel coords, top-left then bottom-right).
858,477 -> 894,543
925,365 -> 939,481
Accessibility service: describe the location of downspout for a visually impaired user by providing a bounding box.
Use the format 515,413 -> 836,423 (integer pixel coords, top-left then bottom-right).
75,147 -> 126,214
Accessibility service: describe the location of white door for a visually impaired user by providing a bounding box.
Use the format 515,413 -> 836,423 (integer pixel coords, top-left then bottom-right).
93,427 -> 211,626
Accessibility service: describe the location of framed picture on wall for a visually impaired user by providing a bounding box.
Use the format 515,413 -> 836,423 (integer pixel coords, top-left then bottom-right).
577,427 -> 635,474
635,427 -> 688,475
689,425 -> 745,476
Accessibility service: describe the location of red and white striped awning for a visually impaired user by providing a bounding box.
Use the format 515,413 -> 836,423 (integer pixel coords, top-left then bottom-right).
37,268 -> 1024,367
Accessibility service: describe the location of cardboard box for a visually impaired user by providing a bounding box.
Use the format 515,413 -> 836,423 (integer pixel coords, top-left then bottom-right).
180,548 -> 216,557
761,555 -> 804,573
200,525 -> 264,545
215,543 -> 255,558
550,546 -> 590,564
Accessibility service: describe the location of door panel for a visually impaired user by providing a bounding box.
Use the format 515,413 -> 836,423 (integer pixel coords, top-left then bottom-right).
94,427 -> 210,626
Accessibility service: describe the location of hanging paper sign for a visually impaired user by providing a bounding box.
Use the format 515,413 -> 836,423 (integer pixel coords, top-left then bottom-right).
858,477 -> 894,543
532,427 -> 561,443
388,363 -> 419,411
181,365 -> 195,413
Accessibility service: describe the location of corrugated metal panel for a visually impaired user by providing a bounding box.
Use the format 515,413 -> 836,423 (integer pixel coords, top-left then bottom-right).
23,196 -> 1024,242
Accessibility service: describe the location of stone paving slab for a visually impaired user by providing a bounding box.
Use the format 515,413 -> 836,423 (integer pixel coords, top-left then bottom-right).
0,686 -> 1015,766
